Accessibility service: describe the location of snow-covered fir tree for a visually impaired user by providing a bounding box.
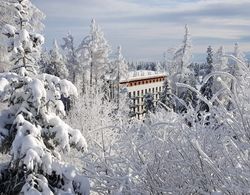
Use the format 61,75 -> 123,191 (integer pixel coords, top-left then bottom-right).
61,33 -> 80,84
0,2 -> 90,194
228,43 -> 247,86
199,46 -> 214,112
0,73 -> 89,194
109,45 -> 129,104
159,78 -> 175,111
1,0 -> 45,76
144,93 -> 155,114
174,24 -> 192,76
214,46 -> 228,71
38,48 -> 50,73
78,19 -> 111,95
170,25 -> 195,113
115,45 -> 128,82
46,40 -> 69,79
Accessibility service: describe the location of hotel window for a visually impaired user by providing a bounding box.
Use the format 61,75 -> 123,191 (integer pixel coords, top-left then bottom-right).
137,91 -> 140,96
133,91 -> 135,97
145,89 -> 147,94
129,92 -> 131,98
149,88 -> 151,93
156,87 -> 158,92
159,87 -> 162,92
152,88 -> 155,93
141,90 -> 144,95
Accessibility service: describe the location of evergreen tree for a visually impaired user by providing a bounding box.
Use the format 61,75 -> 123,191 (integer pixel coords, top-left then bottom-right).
112,45 -> 128,104
1,0 -> 45,76
0,2 -> 90,194
144,93 -> 155,114
199,46 -> 214,112
38,49 -> 50,73
159,79 -> 175,111
0,73 -> 89,195
228,43 -> 247,83
214,46 -> 228,71
47,40 -> 69,79
171,25 -> 194,113
78,19 -> 111,95
173,24 -> 192,76
61,33 -> 80,84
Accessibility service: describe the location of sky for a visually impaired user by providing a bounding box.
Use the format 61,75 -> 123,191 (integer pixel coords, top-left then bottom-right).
33,0 -> 250,62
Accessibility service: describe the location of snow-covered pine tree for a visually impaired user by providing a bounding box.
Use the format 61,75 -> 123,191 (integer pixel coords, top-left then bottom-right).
111,45 -> 128,104
233,43 -> 247,66
214,46 -> 228,72
228,43 -> 247,86
199,46 -> 214,112
0,1 -> 90,194
38,48 -> 50,73
115,45 -> 128,82
173,24 -> 192,76
224,43 -> 248,110
61,33 -> 80,84
77,19 -> 111,95
1,0 -> 45,76
46,40 -> 69,79
159,78 -> 175,111
171,25 -> 194,113
144,93 -> 155,114
0,73 -> 89,194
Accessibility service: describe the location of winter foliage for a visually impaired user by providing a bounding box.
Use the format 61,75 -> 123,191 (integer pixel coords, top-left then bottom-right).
1,0 -> 45,76
1,0 -> 250,194
46,40 -> 69,79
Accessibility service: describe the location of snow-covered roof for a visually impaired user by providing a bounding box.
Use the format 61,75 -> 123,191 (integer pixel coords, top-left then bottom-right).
120,70 -> 166,83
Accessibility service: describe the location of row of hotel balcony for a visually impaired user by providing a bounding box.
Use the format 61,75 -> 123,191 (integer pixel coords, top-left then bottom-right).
127,77 -> 165,87
128,86 -> 163,98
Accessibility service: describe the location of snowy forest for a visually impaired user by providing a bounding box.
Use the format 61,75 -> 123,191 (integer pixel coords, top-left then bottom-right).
0,0 -> 250,195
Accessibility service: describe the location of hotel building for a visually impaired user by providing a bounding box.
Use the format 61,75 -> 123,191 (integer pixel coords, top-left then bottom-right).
120,70 -> 166,119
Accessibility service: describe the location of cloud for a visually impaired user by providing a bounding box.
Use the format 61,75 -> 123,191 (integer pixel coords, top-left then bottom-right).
33,0 -> 250,61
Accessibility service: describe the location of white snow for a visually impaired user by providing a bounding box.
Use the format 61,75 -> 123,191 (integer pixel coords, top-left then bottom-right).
120,70 -> 166,82
2,24 -> 16,36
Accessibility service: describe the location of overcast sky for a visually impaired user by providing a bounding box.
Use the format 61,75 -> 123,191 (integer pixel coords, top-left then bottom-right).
33,0 -> 250,62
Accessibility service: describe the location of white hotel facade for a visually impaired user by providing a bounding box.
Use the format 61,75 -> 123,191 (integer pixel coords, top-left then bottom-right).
120,70 -> 166,119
